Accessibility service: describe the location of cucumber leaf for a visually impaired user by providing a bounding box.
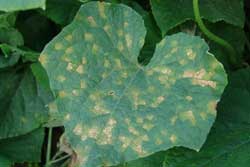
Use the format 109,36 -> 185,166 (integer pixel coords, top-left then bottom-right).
40,2 -> 227,167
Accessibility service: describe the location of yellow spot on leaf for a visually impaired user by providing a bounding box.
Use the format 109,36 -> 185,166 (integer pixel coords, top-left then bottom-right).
200,112 -> 207,120
136,118 -> 144,124
73,123 -> 83,136
54,43 -> 63,50
48,102 -> 58,113
124,22 -> 128,27
151,96 -> 165,108
65,34 -> 73,42
155,138 -> 163,145
82,57 -> 87,64
66,62 -> 73,71
114,58 -> 122,69
72,89 -> 80,96
208,101 -> 217,115
76,65 -> 84,74
142,123 -> 154,131
180,110 -> 196,125
98,2 -> 106,19
92,44 -> 99,54
87,16 -> 97,27
80,80 -> 87,89
64,114 -> 71,121
186,48 -> 196,60
84,32 -> 94,41
39,54 -> 47,66
58,90 -> 67,98
170,134 -> 177,143
170,115 -> 178,125
88,127 -> 99,139
125,34 -> 132,48
185,96 -> 193,101
57,75 -> 66,82
128,126 -> 140,136
118,41 -> 124,51
117,29 -> 124,37
65,47 -> 73,54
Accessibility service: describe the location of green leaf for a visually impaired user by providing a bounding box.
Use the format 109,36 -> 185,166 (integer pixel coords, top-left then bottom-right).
0,155 -> 12,167
40,2 -> 227,167
0,67 -> 52,139
114,151 -> 165,167
0,0 -> 46,12
163,68 -> 250,167
0,128 -> 45,163
0,53 -> 20,69
150,0 -> 245,35
40,0 -> 81,26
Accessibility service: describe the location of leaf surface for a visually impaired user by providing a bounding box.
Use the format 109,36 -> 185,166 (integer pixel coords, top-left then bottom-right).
150,0 -> 245,35
0,128 -> 45,163
0,0 -> 46,12
163,68 -> 250,167
40,2 -> 227,166
0,67 -> 52,139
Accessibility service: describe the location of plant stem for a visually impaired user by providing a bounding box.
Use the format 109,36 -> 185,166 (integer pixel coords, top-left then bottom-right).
45,127 -> 53,167
193,0 -> 239,68
49,154 -> 71,165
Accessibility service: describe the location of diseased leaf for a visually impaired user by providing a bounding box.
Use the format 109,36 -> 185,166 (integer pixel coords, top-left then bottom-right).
0,67 -> 52,139
163,68 -> 250,167
40,2 -> 227,167
0,128 -> 45,163
150,0 -> 245,35
0,0 -> 46,12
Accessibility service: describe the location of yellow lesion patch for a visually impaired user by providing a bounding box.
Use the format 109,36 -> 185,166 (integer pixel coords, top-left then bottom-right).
92,44 -> 99,54
151,96 -> 165,108
58,90 -> 67,98
80,80 -> 87,89
171,47 -> 178,53
114,58 -> 122,69
82,57 -> 87,64
125,34 -> 132,48
92,102 -> 109,115
146,114 -> 154,121
119,135 -> 131,150
128,126 -> 140,136
72,89 -> 80,96
103,24 -> 111,33
170,134 -> 177,143
131,139 -> 148,156
183,69 -> 216,88
98,118 -> 117,145
88,127 -> 99,139
136,118 -> 144,124
87,16 -> 97,27
155,138 -> 163,145
207,101 -> 217,115
117,29 -> 124,37
66,62 -> 73,71
54,42 -> 63,50
39,54 -> 47,66
48,102 -> 58,113
142,123 -> 154,131
124,22 -> 129,27
104,59 -> 110,68
131,89 -> 146,109
185,96 -> 193,101
57,75 -> 66,82
76,65 -> 84,74
98,2 -> 107,19
186,48 -> 196,60
65,47 -> 73,54
180,110 -> 196,125
65,34 -> 73,42
64,114 -> 71,121
84,32 -> 94,41
200,112 -> 207,120
170,115 -> 178,125
73,123 -> 83,136
118,41 -> 124,52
